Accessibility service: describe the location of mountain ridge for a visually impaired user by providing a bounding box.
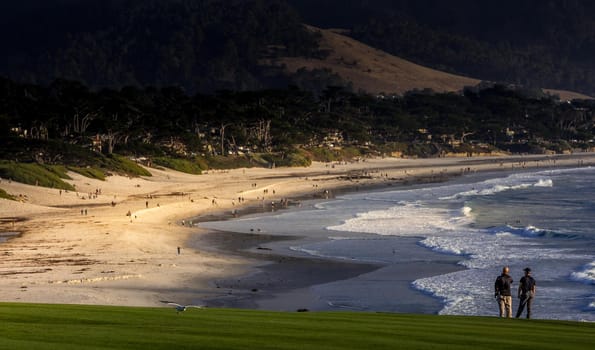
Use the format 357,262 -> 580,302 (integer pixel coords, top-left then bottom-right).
289,0 -> 595,97
272,26 -> 592,100
0,0 -> 593,99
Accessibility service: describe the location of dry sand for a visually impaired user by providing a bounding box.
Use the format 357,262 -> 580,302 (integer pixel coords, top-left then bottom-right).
1,153 -> 594,308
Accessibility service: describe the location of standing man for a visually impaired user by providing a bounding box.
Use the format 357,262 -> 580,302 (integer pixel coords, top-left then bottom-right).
516,267 -> 536,319
494,266 -> 514,317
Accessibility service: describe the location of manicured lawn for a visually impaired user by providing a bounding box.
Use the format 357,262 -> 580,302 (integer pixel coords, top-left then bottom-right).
0,303 -> 593,349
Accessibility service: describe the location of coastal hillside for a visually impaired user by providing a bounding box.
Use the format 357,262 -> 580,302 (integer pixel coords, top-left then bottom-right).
0,0 -> 593,99
0,0 -> 322,93
277,26 -> 480,95
275,26 -> 593,101
290,0 -> 595,97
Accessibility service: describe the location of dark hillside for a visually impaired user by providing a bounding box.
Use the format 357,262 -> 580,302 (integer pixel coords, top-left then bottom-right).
1,1 -> 594,96
289,0 -> 595,96
0,0 -> 321,93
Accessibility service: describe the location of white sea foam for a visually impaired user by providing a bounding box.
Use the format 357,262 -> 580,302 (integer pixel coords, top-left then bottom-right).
412,269 -> 490,316
439,178 -> 552,200
571,262 -> 595,284
327,236 -> 357,241
313,201 -> 334,210
334,209 -> 584,269
461,206 -> 473,217
535,178 -> 553,187
289,246 -> 324,258
329,197 -> 585,269
328,202 -> 473,237
487,225 -> 547,238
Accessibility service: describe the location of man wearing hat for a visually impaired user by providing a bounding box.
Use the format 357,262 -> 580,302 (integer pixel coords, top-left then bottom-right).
516,267 -> 536,319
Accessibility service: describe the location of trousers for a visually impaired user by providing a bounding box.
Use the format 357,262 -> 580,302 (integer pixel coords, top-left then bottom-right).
498,296 -> 513,318
516,295 -> 533,319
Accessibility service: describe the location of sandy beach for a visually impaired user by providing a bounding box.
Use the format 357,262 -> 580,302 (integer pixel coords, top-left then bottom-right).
1,153 -> 594,309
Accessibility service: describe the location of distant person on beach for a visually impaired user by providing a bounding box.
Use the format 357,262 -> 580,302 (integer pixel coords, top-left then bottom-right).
516,267 -> 536,319
494,266 -> 514,317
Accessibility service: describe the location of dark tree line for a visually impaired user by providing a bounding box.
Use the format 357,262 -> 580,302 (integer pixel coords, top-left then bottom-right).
0,0 -> 323,94
1,76 -> 594,163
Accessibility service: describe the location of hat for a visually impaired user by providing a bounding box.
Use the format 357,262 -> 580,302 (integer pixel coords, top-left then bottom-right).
523,267 -> 531,272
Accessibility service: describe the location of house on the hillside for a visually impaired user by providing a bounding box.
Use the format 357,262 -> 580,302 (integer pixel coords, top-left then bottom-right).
418,129 -> 432,142
321,130 -> 344,148
90,134 -> 102,153
10,126 -> 26,137
160,137 -> 188,156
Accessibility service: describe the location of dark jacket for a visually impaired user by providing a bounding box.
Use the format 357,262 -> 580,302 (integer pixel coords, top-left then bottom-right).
495,273 -> 513,296
519,275 -> 536,297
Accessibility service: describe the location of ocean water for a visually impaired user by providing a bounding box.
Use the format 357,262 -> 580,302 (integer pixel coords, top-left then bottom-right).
199,166 -> 595,321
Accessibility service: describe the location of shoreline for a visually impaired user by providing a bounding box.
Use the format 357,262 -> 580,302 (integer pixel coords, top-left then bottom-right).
179,153 -> 595,312
1,153 -> 594,309
188,183 -> 467,313
192,228 -> 465,313
189,230 -> 384,310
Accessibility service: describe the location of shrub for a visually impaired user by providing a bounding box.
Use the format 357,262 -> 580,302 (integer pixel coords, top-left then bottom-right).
104,155 -> 152,177
67,166 -> 106,181
307,147 -> 341,162
0,188 -> 15,200
0,161 -> 75,190
339,146 -> 365,159
204,155 -> 255,169
261,150 -> 312,167
152,157 -> 202,174
285,149 -> 313,167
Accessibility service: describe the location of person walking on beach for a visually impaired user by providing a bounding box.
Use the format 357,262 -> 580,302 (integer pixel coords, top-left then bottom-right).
494,266 -> 514,318
516,267 -> 536,319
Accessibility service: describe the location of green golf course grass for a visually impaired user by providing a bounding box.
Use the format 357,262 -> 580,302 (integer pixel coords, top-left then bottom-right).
0,303 -> 593,349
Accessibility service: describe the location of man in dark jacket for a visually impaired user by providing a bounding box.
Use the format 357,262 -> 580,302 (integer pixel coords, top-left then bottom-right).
516,267 -> 536,319
494,266 -> 514,317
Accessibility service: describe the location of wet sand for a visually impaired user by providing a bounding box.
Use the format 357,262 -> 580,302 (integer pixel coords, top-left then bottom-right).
188,230 -> 380,309
188,219 -> 464,314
